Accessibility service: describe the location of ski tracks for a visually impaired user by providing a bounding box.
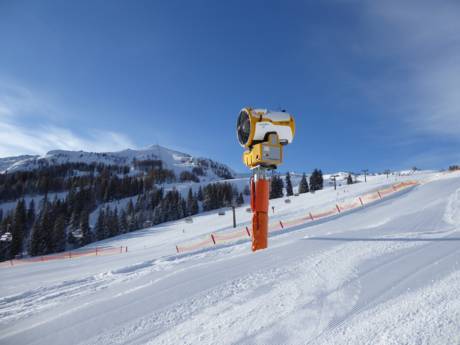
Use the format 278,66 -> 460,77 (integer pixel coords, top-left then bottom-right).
79,234 -> 425,345
316,268 -> 460,345
0,257 -> 173,327
0,242 -> 248,331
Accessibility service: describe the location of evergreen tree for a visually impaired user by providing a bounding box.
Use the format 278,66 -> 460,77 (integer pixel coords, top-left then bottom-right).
197,186 -> 204,202
53,214 -> 67,252
318,170 -> 324,189
127,200 -> 138,231
202,185 -> 216,211
127,200 -> 135,217
236,192 -> 244,206
70,210 -> 80,230
80,210 -> 92,245
152,204 -> 164,225
26,199 -> 35,227
30,219 -> 43,256
103,206 -> 112,238
119,209 -> 128,234
270,175 -> 284,199
95,209 -> 106,240
186,188 -> 194,216
347,173 -> 353,185
110,208 -> 120,237
269,176 -> 277,199
180,199 -> 187,219
30,199 -> 53,255
40,202 -> 54,254
11,199 -> 26,256
186,189 -> 199,216
298,173 -> 309,194
285,172 -> 293,196
309,169 -> 324,192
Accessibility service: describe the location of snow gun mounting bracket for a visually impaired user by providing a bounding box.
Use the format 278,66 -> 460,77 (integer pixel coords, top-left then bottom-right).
237,107 -> 295,251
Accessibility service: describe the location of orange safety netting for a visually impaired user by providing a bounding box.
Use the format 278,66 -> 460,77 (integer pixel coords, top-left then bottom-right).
174,181 -> 419,254
212,229 -> 248,242
176,237 -> 215,253
0,246 -> 128,268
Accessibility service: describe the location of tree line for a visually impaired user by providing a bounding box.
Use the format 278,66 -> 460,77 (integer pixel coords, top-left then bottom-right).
0,159 -> 233,203
0,180 -> 244,260
269,169 -> 324,199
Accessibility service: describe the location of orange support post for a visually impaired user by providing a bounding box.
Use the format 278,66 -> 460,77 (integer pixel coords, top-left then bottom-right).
336,204 -> 341,213
251,177 -> 269,251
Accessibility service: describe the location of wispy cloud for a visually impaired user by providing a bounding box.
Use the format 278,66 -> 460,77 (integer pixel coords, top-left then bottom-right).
364,0 -> 460,138
0,82 -> 135,157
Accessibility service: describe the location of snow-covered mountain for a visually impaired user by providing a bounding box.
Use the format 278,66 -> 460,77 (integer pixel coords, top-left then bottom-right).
0,145 -> 235,180
0,155 -> 39,173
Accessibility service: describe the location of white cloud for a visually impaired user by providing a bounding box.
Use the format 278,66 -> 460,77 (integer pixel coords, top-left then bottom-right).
0,83 -> 53,119
0,82 -> 136,157
364,0 -> 460,138
0,121 -> 135,157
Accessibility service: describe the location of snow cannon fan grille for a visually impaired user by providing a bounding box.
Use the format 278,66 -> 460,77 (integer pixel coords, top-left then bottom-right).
237,110 -> 251,147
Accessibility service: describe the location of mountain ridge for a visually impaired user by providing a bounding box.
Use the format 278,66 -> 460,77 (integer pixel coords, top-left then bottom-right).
0,145 -> 235,180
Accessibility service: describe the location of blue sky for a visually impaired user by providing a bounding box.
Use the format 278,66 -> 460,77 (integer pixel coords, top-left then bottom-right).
0,0 -> 459,173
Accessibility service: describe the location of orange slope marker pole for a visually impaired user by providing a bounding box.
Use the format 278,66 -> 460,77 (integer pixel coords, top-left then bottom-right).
250,174 -> 269,252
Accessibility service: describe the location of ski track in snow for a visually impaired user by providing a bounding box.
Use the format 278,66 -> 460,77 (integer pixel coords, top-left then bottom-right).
0,241 -> 250,328
444,187 -> 460,226
0,258 -> 171,326
79,233 -> 427,345
316,268 -> 460,345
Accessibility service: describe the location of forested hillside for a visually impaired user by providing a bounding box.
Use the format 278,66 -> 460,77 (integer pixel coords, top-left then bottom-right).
0,148 -> 237,260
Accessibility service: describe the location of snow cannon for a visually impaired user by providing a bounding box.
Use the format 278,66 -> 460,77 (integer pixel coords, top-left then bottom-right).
237,108 -> 295,169
237,107 -> 296,252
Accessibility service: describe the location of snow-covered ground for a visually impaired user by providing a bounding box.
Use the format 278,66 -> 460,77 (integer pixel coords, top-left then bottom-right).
1,170 -> 459,345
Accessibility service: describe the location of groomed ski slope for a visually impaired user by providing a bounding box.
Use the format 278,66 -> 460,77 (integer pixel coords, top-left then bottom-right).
1,171 -> 460,345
